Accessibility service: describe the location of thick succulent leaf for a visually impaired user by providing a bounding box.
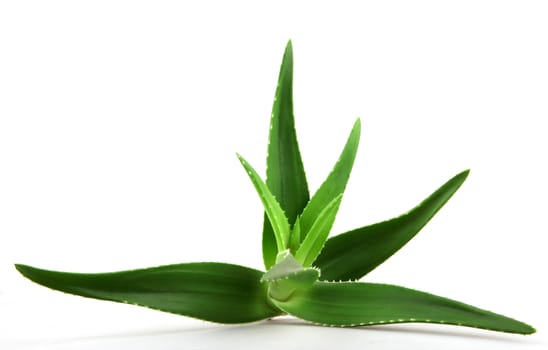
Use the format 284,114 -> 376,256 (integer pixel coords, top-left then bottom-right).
261,250 -> 320,301
299,119 -> 360,243
295,194 -> 343,267
273,281 -> 535,334
263,40 -> 310,269
315,170 -> 470,281
261,250 -> 304,281
238,154 -> 290,251
15,262 -> 281,324
267,269 -> 320,302
261,250 -> 319,284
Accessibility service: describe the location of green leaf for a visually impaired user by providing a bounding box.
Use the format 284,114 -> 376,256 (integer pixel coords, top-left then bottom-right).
261,250 -> 320,301
15,262 -> 281,324
238,154 -> 291,251
288,216 -> 302,254
299,119 -> 360,243
315,170 -> 470,281
261,250 -> 304,282
261,250 -> 318,283
295,194 -> 343,267
273,281 -> 535,334
263,40 -> 310,269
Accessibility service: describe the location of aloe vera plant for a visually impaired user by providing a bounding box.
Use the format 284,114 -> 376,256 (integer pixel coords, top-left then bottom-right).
15,41 -> 534,335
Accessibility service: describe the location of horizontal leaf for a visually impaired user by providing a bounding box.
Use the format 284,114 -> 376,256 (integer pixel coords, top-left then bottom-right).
295,194 -> 343,267
273,281 -> 535,334
315,170 -> 470,281
238,154 -> 291,251
15,262 -> 281,324
263,39 -> 310,269
299,119 -> 360,243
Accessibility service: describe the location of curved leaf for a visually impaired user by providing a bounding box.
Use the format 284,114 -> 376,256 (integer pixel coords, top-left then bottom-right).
15,262 -> 281,324
238,154 -> 290,251
273,281 -> 535,334
315,170 -> 469,281
299,119 -> 360,243
263,40 -> 310,269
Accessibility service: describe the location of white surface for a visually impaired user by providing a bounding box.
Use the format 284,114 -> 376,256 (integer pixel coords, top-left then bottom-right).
1,1 -> 547,349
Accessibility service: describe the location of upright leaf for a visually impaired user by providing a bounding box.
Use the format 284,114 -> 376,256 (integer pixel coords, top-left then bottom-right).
288,216 -> 302,254
273,281 -> 535,334
299,119 -> 360,243
295,194 -> 343,267
15,263 -> 281,324
238,154 -> 290,251
263,40 -> 310,269
315,170 -> 469,281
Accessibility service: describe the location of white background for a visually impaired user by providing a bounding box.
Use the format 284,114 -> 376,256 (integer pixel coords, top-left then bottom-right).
1,1 -> 547,349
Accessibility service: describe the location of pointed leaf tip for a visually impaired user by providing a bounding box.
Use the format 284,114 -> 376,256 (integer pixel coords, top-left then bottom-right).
286,39 -> 293,50
315,169 -> 472,280
15,262 -> 281,324
262,39 -> 309,269
273,282 -> 535,334
298,119 -> 361,243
